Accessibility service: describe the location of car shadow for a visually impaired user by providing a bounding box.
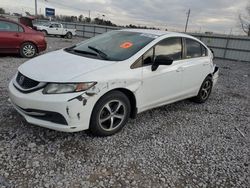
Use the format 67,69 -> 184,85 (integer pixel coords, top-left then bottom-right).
0,53 -> 22,58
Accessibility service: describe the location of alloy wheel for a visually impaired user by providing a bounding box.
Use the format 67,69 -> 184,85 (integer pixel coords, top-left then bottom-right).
98,100 -> 126,132
201,80 -> 212,100
23,44 -> 36,58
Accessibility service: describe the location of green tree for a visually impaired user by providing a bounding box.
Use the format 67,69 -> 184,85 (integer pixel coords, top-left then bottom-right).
85,17 -> 91,23
78,14 -> 83,22
0,7 -> 5,14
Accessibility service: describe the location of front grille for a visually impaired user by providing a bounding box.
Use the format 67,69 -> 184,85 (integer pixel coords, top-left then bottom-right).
16,72 -> 39,89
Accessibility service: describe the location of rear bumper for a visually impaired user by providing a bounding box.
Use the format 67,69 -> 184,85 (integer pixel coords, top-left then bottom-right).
213,66 -> 219,85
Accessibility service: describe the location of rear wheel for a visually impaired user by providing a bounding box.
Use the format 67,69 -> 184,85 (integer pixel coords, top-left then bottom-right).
192,76 -> 213,103
90,91 -> 131,136
65,32 -> 72,39
20,42 -> 37,58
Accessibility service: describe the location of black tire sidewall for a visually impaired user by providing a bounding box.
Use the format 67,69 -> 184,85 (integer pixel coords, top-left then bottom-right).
194,77 -> 213,103
66,32 -> 72,39
20,42 -> 37,58
90,91 -> 131,136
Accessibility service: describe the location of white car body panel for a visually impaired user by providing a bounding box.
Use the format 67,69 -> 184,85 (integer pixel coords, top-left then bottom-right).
37,23 -> 76,36
19,50 -> 116,82
8,29 -> 219,132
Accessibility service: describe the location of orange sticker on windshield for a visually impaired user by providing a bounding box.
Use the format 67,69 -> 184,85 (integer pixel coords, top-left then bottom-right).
120,42 -> 133,49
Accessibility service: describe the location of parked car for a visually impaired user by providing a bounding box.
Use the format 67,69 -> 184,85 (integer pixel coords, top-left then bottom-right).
36,22 -> 76,39
8,29 -> 219,136
19,16 -> 37,30
0,18 -> 47,58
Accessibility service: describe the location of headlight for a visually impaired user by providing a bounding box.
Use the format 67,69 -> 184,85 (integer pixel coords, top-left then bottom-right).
43,82 -> 97,94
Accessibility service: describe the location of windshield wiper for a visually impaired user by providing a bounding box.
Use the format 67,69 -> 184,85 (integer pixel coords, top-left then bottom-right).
88,46 -> 109,60
64,45 -> 76,51
71,49 -> 98,56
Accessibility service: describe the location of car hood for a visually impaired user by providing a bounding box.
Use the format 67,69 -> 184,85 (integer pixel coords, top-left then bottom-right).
18,50 -> 116,82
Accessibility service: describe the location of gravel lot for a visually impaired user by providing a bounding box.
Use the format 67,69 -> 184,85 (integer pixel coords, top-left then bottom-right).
0,37 -> 249,188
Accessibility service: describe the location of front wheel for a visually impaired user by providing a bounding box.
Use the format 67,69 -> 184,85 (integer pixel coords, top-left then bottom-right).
20,42 -> 37,58
192,76 -> 213,103
42,30 -> 48,36
90,91 -> 131,136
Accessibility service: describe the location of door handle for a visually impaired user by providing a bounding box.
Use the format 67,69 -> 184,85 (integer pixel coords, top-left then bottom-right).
14,33 -> 20,37
176,67 -> 184,72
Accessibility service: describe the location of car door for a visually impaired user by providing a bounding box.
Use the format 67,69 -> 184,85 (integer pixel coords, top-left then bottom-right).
138,37 -> 184,111
56,24 -> 64,35
0,20 -> 24,53
47,24 -> 58,35
180,38 -> 212,96
47,24 -> 56,35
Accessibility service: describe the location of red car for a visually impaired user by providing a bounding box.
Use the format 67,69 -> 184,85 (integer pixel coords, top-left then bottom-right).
0,18 -> 47,58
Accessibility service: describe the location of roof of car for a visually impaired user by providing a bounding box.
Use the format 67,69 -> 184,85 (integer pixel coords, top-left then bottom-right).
0,17 -> 22,25
121,29 -> 192,38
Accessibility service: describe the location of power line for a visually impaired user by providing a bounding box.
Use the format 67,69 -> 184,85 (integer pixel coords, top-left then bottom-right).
185,9 -> 191,32
35,0 -> 38,16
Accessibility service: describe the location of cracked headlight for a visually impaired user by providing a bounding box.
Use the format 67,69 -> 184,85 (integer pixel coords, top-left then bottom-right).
43,82 -> 97,94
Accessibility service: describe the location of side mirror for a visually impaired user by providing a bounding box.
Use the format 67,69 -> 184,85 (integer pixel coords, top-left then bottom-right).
152,55 -> 173,71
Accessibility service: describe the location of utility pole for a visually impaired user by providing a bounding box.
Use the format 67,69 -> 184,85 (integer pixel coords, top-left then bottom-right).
88,10 -> 91,20
35,0 -> 38,16
185,9 -> 191,33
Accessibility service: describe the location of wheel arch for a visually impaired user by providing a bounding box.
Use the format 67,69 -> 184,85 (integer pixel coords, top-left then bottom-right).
207,73 -> 213,78
20,41 -> 38,52
42,29 -> 48,34
114,88 -> 137,119
92,88 -> 137,119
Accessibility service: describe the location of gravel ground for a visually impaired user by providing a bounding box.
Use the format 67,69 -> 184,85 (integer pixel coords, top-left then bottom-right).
0,37 -> 249,188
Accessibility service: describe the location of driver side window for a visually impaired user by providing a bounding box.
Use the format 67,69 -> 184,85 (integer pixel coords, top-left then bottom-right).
155,38 -> 182,61
131,37 -> 183,69
50,24 -> 58,28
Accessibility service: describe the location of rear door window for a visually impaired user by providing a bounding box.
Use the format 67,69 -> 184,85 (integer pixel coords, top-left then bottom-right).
0,21 -> 19,32
186,38 -> 207,58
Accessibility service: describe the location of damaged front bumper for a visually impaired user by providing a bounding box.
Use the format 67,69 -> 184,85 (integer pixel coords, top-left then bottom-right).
8,80 -> 96,132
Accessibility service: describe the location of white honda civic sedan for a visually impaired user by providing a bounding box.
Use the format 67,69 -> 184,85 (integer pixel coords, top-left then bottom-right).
9,29 -> 219,136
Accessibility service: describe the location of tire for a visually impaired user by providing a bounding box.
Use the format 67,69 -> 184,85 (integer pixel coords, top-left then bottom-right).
65,32 -> 72,39
20,42 -> 37,58
90,91 -> 131,136
192,76 -> 213,103
42,30 -> 48,36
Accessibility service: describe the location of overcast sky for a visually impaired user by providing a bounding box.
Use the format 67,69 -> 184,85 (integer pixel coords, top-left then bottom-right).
1,0 -> 249,34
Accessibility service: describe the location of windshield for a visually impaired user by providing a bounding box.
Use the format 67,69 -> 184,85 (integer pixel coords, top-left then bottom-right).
42,23 -> 51,26
68,31 -> 157,61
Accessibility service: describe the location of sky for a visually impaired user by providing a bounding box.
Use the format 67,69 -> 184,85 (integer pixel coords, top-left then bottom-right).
0,0 -> 249,34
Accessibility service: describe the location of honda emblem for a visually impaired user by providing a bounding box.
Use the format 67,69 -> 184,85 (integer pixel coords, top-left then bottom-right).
19,76 -> 25,85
